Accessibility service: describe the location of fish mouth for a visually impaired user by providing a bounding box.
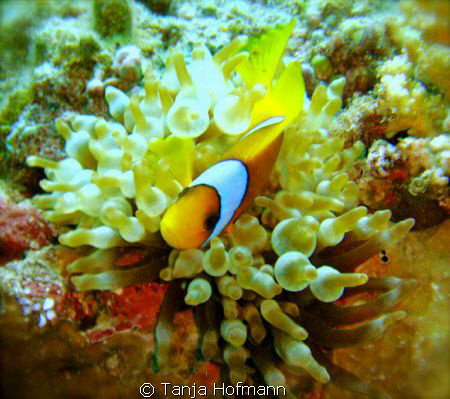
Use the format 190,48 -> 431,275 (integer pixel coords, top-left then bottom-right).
160,219 -> 188,250
161,218 -> 201,250
160,219 -> 175,248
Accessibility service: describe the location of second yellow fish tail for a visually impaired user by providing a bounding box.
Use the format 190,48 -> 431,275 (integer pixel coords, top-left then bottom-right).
236,20 -> 296,89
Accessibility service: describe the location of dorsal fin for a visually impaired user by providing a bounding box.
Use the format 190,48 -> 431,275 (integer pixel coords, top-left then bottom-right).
223,116 -> 285,162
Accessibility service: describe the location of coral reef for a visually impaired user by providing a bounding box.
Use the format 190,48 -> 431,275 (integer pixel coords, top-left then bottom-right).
0,1 -> 449,399
24,23 -> 417,398
331,94 -> 385,146
322,17 -> 391,102
349,136 -> 449,226
137,0 -> 171,15
1,0 -> 292,187
279,0 -> 395,103
386,1 -> 450,102
329,1 -> 450,222
2,14 -> 111,186
399,0 -> 450,46
92,0 -> 132,37
0,197 -> 56,263
375,55 -> 448,138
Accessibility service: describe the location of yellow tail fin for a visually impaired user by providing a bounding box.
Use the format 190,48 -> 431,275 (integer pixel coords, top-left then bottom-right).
225,62 -> 305,162
251,61 -> 305,128
235,20 -> 296,89
233,20 -> 304,128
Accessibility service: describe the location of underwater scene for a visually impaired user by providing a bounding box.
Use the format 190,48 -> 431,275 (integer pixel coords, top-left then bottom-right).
0,0 -> 449,398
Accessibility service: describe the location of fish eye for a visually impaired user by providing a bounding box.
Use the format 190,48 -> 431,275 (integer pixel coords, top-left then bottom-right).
204,213 -> 219,231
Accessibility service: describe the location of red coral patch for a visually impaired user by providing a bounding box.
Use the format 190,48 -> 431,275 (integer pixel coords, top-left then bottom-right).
0,199 -> 56,262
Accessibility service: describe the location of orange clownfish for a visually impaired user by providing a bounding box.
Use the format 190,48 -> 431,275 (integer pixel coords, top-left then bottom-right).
160,21 -> 305,249
161,116 -> 284,249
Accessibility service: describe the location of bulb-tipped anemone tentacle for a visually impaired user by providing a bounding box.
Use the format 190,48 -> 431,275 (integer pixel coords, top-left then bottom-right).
129,94 -> 164,140
260,299 -> 308,340
216,274 -> 242,300
141,66 -> 163,118
25,21 -> 418,399
185,277 -> 212,306
54,118 -> 97,169
105,86 -> 130,124
274,251 -> 318,291
213,84 -> 267,135
221,319 -> 248,348
223,344 -> 253,385
203,238 -> 230,276
271,217 -> 320,257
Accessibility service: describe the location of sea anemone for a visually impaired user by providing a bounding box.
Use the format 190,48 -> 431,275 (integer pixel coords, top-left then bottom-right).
27,23 -> 415,398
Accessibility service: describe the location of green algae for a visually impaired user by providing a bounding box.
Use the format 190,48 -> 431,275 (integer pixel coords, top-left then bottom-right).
311,54 -> 333,81
93,0 -> 132,38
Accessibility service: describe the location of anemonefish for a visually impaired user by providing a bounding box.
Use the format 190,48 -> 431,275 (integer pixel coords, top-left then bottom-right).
160,21 -> 305,249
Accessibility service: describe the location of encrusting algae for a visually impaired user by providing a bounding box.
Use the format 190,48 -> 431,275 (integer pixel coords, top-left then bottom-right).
27,21 -> 416,398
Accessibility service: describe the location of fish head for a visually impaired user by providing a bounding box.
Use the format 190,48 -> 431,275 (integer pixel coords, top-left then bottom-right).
160,184 -> 220,249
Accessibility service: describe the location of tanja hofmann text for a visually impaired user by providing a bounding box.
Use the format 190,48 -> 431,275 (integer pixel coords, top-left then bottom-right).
158,382 -> 286,397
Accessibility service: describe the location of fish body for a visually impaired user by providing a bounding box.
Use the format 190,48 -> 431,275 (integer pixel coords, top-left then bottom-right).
160,116 -> 286,249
